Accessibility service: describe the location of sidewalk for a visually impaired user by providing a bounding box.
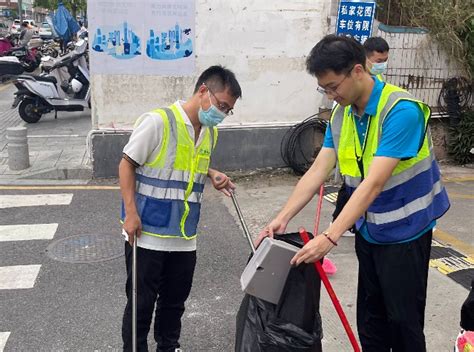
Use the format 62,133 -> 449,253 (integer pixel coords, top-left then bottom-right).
0,105 -> 92,183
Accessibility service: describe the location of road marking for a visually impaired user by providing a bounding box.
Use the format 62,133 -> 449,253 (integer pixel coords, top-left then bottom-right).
443,176 -> 474,183
0,223 -> 58,242
434,228 -> 474,258
28,134 -> 82,138
0,332 -> 10,352
0,193 -> 73,209
0,186 -> 119,190
0,265 -> 41,290
0,83 -> 11,93
323,192 -> 338,204
430,236 -> 473,289
447,192 -> 474,200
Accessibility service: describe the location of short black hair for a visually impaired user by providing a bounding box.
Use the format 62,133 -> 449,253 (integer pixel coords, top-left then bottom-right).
21,22 -> 28,27
193,65 -> 242,99
306,35 -> 366,77
363,37 -> 390,55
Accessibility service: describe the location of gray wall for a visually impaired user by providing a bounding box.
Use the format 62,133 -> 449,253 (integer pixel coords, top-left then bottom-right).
91,126 -> 292,178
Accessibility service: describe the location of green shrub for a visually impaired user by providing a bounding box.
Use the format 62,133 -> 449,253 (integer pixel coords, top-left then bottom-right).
448,110 -> 474,165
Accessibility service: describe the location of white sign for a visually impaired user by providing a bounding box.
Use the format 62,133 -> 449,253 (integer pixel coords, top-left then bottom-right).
88,0 -> 195,75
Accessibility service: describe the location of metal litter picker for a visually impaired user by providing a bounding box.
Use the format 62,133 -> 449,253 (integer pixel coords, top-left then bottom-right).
230,191 -> 256,254
132,233 -> 138,352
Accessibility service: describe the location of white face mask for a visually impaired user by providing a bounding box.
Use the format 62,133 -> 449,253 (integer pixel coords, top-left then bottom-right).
369,61 -> 388,76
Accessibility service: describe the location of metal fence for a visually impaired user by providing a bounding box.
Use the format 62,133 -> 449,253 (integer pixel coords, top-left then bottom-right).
375,25 -> 468,113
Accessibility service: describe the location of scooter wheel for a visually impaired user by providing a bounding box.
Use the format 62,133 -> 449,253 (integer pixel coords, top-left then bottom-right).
22,63 -> 37,73
18,98 -> 42,123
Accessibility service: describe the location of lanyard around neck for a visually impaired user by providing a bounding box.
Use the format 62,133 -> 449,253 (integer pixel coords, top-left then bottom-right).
351,112 -> 372,181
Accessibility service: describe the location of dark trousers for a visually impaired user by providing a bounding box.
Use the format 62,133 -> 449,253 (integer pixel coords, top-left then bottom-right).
355,230 -> 432,352
332,183 -> 350,221
122,243 -> 197,352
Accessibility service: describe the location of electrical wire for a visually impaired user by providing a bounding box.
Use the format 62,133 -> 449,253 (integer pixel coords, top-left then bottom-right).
437,76 -> 473,125
280,111 -> 329,175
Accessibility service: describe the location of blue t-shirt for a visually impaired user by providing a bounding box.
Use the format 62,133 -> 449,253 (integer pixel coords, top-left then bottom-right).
324,78 -> 435,244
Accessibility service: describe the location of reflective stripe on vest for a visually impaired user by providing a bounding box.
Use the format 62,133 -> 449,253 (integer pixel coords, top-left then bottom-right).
330,84 -> 450,242
121,104 -> 217,240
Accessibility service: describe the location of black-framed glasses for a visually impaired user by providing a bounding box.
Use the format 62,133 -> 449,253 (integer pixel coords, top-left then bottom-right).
316,65 -> 355,95
206,85 -> 234,116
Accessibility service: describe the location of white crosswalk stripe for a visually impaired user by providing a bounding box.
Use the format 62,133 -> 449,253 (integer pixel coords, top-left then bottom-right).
0,265 -> 42,290
0,332 -> 10,352
0,193 -> 73,209
0,193 -> 73,348
0,223 -> 58,242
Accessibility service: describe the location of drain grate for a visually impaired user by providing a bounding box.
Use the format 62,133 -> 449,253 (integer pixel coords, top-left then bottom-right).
46,233 -> 124,263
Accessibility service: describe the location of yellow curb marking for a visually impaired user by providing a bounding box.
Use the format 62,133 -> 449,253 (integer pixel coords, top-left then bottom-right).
429,259 -> 457,274
429,237 -> 474,277
447,193 -> 474,200
0,185 -> 120,190
434,228 -> 474,258
442,176 -> 474,183
430,256 -> 474,275
0,83 -> 12,93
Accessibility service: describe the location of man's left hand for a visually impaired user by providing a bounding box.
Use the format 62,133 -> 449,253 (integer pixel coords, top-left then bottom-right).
290,234 -> 334,265
210,171 -> 235,196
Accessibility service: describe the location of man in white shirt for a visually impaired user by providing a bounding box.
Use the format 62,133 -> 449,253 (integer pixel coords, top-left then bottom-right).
119,65 -> 242,351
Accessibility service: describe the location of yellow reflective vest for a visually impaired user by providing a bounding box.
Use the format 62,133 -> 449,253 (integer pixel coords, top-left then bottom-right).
121,103 -> 217,240
330,83 -> 450,242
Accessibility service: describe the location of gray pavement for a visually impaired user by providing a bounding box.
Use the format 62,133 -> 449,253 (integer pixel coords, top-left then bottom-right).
0,81 -> 91,182
0,175 -> 472,351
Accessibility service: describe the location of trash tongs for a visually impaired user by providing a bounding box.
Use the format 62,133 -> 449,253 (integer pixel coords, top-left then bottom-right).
230,191 -> 256,254
132,234 -> 138,352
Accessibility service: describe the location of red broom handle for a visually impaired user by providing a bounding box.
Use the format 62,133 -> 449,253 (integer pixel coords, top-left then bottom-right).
313,184 -> 325,236
299,228 -> 360,351
299,184 -> 360,352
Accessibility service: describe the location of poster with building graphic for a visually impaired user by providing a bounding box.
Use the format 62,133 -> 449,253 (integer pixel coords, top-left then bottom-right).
143,1 -> 195,75
88,0 -> 195,75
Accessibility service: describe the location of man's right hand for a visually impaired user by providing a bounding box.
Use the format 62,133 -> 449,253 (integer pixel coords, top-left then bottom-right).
122,213 -> 142,246
255,218 -> 288,248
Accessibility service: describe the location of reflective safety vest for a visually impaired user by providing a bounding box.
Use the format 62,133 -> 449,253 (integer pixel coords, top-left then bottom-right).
330,83 -> 450,243
121,104 -> 217,240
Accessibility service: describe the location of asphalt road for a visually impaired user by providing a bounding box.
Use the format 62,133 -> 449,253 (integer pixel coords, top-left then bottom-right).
0,186 -> 249,351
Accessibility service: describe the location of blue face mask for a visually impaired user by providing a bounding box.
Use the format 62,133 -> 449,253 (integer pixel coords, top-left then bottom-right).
198,92 -> 227,127
369,61 -> 388,76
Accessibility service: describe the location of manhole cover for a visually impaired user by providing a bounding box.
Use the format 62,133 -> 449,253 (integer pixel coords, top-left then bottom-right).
46,233 -> 124,263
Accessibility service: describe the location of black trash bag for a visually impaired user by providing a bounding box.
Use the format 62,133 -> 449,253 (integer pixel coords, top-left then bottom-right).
235,232 -> 323,352
461,279 -> 474,331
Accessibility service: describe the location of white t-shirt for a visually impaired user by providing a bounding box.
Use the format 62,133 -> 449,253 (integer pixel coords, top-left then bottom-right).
123,101 -> 209,252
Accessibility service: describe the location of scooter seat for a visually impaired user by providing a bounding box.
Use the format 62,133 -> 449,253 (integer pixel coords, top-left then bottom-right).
31,75 -> 57,84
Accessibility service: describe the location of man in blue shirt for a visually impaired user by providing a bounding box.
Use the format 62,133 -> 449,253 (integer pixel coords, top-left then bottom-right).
331,36 -> 392,237
258,35 -> 449,351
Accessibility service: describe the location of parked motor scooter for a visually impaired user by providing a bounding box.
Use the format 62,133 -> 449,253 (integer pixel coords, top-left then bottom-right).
0,56 -> 26,79
39,39 -> 60,58
12,39 -> 90,123
0,34 -> 40,72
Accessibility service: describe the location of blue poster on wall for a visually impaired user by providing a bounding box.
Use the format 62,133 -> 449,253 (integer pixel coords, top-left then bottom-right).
336,1 -> 376,44
88,0 -> 195,75
92,22 -> 141,59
